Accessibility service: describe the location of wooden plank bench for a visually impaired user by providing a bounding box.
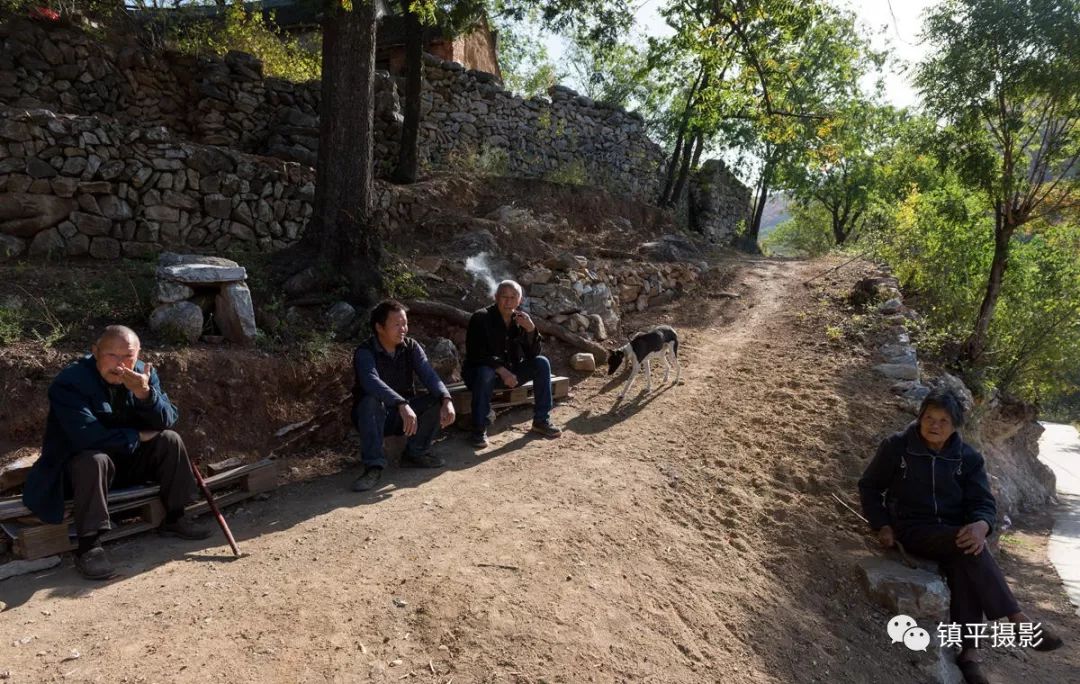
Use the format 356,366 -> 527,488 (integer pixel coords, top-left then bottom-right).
445,376 -> 570,416
0,459 -> 277,560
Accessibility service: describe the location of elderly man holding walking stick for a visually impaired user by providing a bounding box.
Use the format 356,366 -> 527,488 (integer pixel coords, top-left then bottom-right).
22,325 -> 211,580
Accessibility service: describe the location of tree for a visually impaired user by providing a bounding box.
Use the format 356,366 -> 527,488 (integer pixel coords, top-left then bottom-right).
786,102 -> 903,246
916,0 -> 1080,366
653,0 -> 879,251
297,0 -> 384,301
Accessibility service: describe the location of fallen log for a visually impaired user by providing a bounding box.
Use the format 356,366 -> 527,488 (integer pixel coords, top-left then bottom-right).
406,299 -> 609,363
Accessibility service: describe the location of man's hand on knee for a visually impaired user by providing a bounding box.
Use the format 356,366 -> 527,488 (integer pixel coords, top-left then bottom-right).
398,403 -> 418,436
496,367 -> 518,389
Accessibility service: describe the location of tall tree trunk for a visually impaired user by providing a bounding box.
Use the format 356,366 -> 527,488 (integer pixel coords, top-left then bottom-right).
391,0 -> 423,184
659,68 -> 704,206
304,0 -> 382,302
669,130 -> 703,210
743,157 -> 773,254
962,213 -> 1014,365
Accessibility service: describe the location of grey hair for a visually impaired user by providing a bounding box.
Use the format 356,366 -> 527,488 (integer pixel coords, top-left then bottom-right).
96,324 -> 140,348
495,280 -> 523,299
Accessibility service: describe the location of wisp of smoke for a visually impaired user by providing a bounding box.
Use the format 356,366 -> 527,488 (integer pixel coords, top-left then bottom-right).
464,252 -> 500,296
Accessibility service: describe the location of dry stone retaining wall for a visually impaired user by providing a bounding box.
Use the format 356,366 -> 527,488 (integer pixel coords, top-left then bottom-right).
0,15 -> 750,241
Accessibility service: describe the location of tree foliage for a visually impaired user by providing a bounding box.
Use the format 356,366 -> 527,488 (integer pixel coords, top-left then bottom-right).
915,0 -> 1080,365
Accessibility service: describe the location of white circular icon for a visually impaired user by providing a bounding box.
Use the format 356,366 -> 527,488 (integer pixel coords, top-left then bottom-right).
887,614 -> 917,644
903,627 -> 931,652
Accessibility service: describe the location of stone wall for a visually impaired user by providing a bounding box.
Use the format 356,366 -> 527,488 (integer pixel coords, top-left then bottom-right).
0,14 -> 752,247
690,159 -> 752,244
0,106 -> 314,257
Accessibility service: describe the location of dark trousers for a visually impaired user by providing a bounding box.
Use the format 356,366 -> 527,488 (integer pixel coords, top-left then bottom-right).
463,355 -> 553,432
899,524 -> 1020,629
67,430 -> 198,536
352,394 -> 442,468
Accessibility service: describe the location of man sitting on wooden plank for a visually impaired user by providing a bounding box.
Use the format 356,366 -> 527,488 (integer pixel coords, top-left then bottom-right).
22,325 -> 210,580
463,280 -> 562,449
350,300 -> 457,492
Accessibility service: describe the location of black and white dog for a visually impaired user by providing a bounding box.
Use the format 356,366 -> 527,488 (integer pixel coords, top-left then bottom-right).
607,325 -> 681,402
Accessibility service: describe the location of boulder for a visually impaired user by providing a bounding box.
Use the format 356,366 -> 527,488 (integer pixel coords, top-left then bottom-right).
427,337 -> 460,382
571,352 -> 596,372
878,297 -> 904,315
324,301 -> 356,333
28,228 -> 64,257
155,280 -> 195,305
215,282 -> 257,346
150,301 -> 204,344
587,314 -> 607,341
875,362 -> 920,381
856,555 -> 949,619
0,234 -> 26,259
545,252 -> 587,272
0,193 -> 74,237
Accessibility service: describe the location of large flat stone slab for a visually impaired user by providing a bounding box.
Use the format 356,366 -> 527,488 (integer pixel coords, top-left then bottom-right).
157,263 -> 247,285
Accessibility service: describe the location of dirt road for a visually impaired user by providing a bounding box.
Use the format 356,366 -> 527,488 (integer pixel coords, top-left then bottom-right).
0,258 -> 1074,683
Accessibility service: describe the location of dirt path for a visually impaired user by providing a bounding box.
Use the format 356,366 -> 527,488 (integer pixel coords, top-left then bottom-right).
0,258 -> 1074,683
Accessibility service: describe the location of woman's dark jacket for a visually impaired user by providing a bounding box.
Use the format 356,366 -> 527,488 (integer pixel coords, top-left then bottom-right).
858,422 -> 997,534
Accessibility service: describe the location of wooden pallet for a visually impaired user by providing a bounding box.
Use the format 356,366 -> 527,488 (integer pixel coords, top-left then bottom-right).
448,376 -> 570,416
1,459 -> 277,560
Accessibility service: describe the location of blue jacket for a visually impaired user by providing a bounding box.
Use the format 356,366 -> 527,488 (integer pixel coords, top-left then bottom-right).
352,336 -> 450,408
22,355 -> 179,524
858,421 -> 997,534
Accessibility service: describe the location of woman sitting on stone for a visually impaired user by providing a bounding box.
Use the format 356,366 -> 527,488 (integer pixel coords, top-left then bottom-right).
858,389 -> 1063,683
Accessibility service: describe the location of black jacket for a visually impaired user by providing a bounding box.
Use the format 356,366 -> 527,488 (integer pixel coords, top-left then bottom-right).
858,422 -> 997,534
463,304 -> 541,371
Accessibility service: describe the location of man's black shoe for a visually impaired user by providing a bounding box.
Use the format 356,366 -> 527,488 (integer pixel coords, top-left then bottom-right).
402,451 -> 445,468
530,420 -> 562,439
351,466 -> 383,492
74,547 -> 115,580
469,431 -> 489,448
158,516 -> 213,540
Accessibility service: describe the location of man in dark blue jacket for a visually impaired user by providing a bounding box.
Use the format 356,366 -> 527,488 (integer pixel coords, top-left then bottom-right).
23,325 -> 210,580
351,300 -> 457,492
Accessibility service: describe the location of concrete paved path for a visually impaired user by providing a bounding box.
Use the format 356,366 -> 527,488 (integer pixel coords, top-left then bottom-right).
1038,422 -> 1080,617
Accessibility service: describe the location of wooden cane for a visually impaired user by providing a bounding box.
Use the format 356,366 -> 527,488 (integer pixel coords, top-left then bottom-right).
191,461 -> 241,557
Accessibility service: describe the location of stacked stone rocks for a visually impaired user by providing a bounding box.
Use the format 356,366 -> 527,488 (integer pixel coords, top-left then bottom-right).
0,107 -> 315,258
519,252 -> 703,341
0,16 -> 751,218
150,252 -> 256,345
689,160 -> 752,244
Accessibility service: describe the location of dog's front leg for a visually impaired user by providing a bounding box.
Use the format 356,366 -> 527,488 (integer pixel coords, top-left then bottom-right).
661,346 -> 672,383
644,357 -> 652,392
617,362 -> 638,402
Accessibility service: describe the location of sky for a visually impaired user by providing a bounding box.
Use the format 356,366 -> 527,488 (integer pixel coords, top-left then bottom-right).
550,0 -> 940,110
